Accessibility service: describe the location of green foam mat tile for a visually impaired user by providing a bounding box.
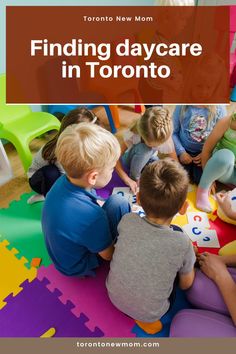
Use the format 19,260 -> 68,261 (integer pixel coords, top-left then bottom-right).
0,193 -> 52,268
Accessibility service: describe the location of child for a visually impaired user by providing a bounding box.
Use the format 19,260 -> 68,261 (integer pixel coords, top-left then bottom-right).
196,113 -> 236,212
116,107 -> 176,194
106,159 -> 196,334
172,105 -> 227,185
27,108 -> 99,204
41,123 -> 131,277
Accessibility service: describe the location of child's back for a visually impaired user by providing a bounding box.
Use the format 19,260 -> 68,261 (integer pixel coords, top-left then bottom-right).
106,213 -> 195,322
106,159 -> 196,333
43,175 -> 112,276
42,123 -> 130,277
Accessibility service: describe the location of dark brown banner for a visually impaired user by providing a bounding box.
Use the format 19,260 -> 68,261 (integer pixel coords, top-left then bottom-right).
6,6 -> 230,104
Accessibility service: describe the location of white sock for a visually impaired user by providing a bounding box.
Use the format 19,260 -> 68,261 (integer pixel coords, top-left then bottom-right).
27,194 -> 45,204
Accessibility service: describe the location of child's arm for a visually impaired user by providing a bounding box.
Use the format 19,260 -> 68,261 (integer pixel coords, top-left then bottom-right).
179,269 -> 195,290
178,240 -> 196,290
201,117 -> 229,168
98,244 -> 114,261
198,252 -> 236,325
115,134 -> 138,194
216,273 -> 236,326
168,150 -> 178,161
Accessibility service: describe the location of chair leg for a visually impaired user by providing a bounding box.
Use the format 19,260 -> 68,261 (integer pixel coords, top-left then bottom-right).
231,86 -> 236,102
134,105 -> 142,113
0,141 -> 13,186
104,106 -> 117,134
134,105 -> 146,113
109,106 -> 120,129
14,140 -> 33,172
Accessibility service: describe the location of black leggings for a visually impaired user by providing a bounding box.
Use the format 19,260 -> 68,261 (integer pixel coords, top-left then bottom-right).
29,165 -> 61,196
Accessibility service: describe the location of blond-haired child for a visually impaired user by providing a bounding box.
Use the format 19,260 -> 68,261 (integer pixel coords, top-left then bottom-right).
42,123 -> 131,277
28,107 -> 99,204
106,159 -> 196,334
116,107 -> 176,193
196,113 -> 236,212
172,105 -> 227,184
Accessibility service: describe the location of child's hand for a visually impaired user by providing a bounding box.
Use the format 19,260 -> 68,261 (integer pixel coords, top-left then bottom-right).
192,153 -> 202,166
179,152 -> 192,165
198,252 -> 228,283
125,177 -> 138,194
216,192 -> 232,214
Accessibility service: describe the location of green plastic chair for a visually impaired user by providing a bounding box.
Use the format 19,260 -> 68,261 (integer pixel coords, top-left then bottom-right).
0,74 -> 60,171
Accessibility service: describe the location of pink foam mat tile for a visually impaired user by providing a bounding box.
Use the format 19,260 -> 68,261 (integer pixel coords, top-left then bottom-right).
37,262 -> 136,337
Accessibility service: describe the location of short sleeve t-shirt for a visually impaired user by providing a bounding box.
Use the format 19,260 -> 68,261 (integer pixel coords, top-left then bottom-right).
42,175 -> 113,276
106,213 -> 196,322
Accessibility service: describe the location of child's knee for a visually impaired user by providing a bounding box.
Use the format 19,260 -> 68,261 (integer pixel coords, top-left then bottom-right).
42,165 -> 61,180
213,149 -> 235,168
108,194 -> 130,209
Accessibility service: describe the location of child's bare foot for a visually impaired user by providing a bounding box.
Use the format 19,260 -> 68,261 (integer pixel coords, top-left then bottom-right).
196,187 -> 212,213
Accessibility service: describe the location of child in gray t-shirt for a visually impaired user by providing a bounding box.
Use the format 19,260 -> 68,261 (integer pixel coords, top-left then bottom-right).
106,159 -> 196,335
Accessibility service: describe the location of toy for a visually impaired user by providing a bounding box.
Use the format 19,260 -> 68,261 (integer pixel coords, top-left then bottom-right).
219,240 -> 236,256
170,309 -> 236,337
217,188 -> 236,225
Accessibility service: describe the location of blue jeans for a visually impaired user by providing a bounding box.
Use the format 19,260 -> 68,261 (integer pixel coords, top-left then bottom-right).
123,142 -> 158,181
102,194 -> 131,241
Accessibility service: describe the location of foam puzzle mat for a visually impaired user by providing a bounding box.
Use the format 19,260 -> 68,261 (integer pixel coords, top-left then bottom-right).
0,171 -> 235,337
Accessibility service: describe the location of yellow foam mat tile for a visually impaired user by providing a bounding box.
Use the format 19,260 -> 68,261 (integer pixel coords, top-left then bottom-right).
173,188 -> 217,227
0,239 -> 37,309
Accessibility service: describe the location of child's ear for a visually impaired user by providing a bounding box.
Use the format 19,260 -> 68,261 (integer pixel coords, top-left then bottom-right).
179,200 -> 189,215
136,191 -> 141,206
87,170 -> 98,186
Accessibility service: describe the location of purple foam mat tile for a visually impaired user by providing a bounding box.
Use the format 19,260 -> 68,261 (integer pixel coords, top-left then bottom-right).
96,170 -> 126,199
38,262 -> 136,337
0,278 -> 104,337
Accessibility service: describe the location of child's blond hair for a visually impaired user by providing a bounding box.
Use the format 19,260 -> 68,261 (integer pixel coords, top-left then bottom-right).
133,107 -> 172,145
140,159 -> 189,219
56,123 -> 121,178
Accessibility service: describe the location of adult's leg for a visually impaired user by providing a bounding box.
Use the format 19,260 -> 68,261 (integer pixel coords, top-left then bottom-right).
170,309 -> 236,337
29,165 -> 61,196
102,194 -> 131,240
196,149 -> 236,212
187,268 -> 236,315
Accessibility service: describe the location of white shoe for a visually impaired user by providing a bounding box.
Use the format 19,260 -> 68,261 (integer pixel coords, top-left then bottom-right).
27,194 -> 45,204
